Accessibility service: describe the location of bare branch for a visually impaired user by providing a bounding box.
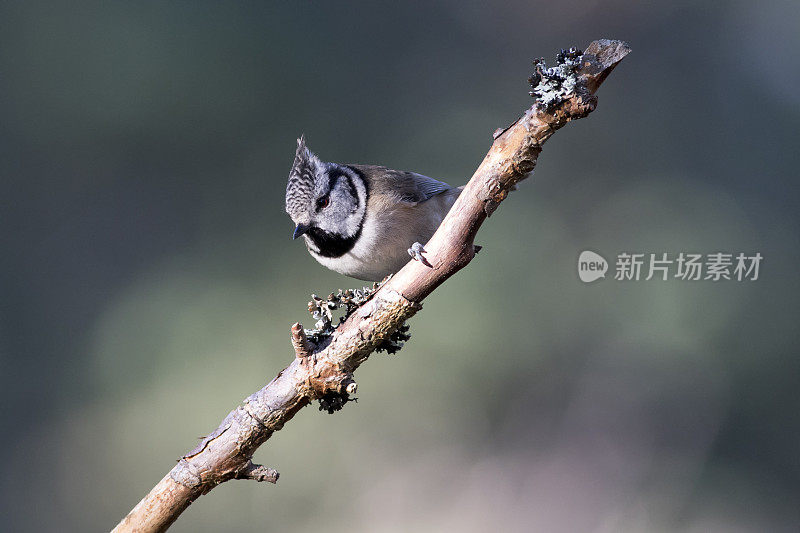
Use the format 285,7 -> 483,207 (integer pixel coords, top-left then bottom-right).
112,39 -> 630,533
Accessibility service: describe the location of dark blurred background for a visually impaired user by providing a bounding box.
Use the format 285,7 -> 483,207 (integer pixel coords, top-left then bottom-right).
2,1 -> 799,531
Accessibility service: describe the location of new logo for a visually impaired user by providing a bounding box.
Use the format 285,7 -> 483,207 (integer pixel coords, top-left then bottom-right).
578,250 -> 608,283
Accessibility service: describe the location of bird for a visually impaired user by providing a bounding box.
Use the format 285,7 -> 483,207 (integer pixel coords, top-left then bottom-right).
285,136 -> 461,281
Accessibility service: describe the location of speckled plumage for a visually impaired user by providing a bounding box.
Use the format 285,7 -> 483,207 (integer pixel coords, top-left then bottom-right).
285,135 -> 321,216
284,137 -> 461,281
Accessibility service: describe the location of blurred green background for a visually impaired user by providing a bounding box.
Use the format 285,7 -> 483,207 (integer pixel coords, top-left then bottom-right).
2,1 -> 799,531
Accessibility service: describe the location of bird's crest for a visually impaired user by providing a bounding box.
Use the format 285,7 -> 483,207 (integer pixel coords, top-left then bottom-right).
285,134 -> 321,216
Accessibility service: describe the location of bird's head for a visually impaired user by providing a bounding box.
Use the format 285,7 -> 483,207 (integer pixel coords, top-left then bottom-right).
285,136 -> 367,256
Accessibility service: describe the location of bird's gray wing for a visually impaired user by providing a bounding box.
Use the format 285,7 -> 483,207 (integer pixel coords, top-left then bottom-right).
350,165 -> 453,205
407,172 -> 453,202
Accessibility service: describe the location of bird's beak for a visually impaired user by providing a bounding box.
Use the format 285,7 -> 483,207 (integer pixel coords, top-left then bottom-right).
292,223 -> 311,240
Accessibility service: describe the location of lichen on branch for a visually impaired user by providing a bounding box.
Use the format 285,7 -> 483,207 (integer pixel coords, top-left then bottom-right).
528,46 -> 584,110
304,275 -> 412,358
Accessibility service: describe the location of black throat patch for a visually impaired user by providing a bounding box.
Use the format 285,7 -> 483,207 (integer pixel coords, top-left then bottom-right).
306,225 -> 362,258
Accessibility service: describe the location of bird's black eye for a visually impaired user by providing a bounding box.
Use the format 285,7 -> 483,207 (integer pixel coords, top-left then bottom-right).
316,195 -> 330,210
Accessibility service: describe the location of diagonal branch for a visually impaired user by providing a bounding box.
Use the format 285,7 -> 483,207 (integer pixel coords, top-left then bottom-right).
112,39 -> 630,533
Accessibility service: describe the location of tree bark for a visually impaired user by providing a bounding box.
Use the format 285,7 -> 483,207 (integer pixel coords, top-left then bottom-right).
112,39 -> 630,533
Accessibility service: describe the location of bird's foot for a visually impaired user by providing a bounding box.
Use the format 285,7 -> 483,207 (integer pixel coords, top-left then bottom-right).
408,242 -> 432,267
474,244 -> 483,254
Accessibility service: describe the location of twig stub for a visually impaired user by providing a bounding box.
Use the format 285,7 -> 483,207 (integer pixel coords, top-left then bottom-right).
291,323 -> 314,358
234,461 -> 280,484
